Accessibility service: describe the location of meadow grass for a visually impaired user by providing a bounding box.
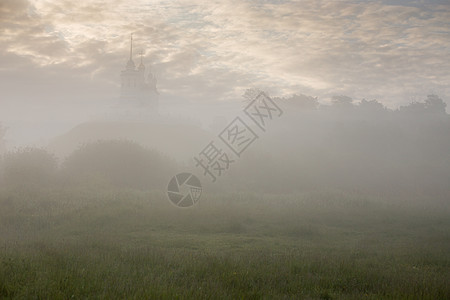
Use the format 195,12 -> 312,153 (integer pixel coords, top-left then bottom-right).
0,188 -> 449,299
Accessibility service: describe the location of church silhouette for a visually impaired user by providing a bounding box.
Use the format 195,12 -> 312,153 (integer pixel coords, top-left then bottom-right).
120,34 -> 158,109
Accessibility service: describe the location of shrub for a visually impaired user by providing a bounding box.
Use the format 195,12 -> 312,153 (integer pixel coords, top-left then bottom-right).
61,140 -> 177,190
1,147 -> 57,189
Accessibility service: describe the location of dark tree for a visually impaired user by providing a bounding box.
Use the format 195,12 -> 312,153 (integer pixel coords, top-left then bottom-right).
424,94 -> 447,114
242,88 -> 264,105
331,95 -> 354,109
399,101 -> 426,114
359,99 -> 386,112
399,95 -> 447,115
2,147 -> 58,189
284,94 -> 319,110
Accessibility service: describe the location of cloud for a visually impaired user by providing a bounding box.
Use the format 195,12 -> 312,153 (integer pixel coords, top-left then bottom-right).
0,0 -> 449,113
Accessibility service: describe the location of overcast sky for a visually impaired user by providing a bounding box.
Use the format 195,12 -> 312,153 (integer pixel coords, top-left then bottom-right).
1,0 -> 449,132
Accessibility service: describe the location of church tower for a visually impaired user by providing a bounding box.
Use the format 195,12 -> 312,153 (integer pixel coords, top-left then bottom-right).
120,34 -> 158,109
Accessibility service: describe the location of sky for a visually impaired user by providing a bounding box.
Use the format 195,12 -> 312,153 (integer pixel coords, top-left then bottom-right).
0,0 -> 449,144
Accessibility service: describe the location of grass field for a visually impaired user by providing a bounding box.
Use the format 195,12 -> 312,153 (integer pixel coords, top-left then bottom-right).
0,188 -> 449,299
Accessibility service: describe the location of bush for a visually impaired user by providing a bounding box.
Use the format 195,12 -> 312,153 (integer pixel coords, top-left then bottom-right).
61,140 -> 177,190
1,147 -> 57,189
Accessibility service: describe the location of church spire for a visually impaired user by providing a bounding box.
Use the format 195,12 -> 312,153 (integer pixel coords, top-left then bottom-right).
126,33 -> 135,70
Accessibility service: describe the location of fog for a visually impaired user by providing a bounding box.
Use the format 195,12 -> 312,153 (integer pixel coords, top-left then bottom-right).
2,91 -> 448,201
1,0 -> 449,298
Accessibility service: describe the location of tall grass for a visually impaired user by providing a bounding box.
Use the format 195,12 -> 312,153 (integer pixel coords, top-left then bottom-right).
0,189 -> 449,299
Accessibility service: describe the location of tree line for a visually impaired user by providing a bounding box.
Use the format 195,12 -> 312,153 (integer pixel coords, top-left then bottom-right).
0,93 -> 448,199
